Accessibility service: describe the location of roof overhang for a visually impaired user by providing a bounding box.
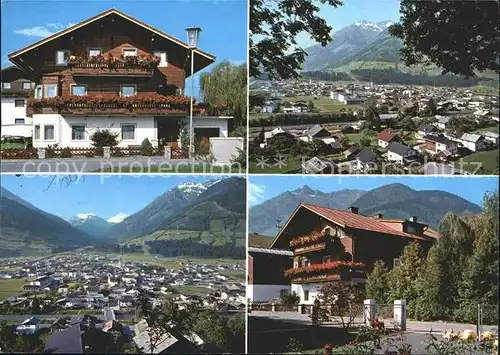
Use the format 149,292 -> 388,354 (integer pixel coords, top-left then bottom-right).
8,8 -> 216,77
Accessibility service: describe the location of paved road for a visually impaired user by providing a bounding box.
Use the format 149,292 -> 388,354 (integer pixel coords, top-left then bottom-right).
0,157 -> 198,173
250,311 -> 498,333
0,313 -> 134,322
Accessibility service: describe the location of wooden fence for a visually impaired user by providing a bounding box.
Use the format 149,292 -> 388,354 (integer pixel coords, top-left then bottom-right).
0,146 -> 188,159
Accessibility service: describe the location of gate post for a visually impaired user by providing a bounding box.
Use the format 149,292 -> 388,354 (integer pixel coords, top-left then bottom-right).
363,299 -> 376,327
37,147 -> 46,159
394,300 -> 407,331
164,145 -> 172,159
103,146 -> 111,159
477,304 -> 482,339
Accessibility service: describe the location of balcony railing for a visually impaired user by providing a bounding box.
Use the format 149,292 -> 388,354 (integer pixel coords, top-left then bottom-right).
283,261 -> 366,284
67,55 -> 159,77
69,61 -> 154,76
27,94 -> 206,116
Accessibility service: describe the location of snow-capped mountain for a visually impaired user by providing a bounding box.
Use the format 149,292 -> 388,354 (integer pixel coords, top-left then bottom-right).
68,213 -> 113,237
354,20 -> 394,32
177,179 -> 223,199
303,19 -> 398,71
107,213 -> 129,224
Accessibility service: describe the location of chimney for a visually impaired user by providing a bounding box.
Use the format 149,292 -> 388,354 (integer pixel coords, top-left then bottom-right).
408,216 -> 418,223
348,206 -> 359,214
372,213 -> 384,219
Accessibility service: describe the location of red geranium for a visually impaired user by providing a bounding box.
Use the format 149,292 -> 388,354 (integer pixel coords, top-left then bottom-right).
283,261 -> 366,279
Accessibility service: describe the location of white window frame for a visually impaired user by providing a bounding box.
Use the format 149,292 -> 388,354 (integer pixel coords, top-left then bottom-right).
43,124 -> 56,142
34,125 -> 41,140
70,84 -> 87,96
45,85 -> 58,98
14,118 -> 25,125
121,123 -> 136,141
2,82 -> 11,89
122,48 -> 137,57
22,82 -> 32,90
153,51 -> 168,67
71,124 -> 87,141
87,47 -> 102,57
14,99 -> 25,107
56,50 -> 71,66
393,258 -> 402,268
35,85 -> 43,99
120,84 -> 137,97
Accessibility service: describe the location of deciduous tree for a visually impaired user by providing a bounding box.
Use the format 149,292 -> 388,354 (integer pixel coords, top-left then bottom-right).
389,0 -> 499,77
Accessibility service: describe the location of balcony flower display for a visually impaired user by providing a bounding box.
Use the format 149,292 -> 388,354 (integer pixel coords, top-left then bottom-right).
290,231 -> 325,248
67,53 -> 160,70
283,261 -> 365,279
27,94 -> 194,114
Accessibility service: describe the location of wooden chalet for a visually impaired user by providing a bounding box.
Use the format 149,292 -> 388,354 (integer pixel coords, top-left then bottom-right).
270,203 -> 439,304
7,8 -> 230,149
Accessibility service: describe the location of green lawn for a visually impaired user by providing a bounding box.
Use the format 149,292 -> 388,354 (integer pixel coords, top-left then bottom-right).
173,285 -> 211,295
286,96 -> 361,113
219,270 -> 246,280
97,164 -> 243,174
106,252 -> 243,270
461,149 -> 499,174
0,278 -> 25,300
0,142 -> 25,149
473,125 -> 499,134
249,157 -> 303,174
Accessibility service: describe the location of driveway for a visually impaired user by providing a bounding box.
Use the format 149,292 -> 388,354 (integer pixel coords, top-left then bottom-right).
0,157 -> 193,173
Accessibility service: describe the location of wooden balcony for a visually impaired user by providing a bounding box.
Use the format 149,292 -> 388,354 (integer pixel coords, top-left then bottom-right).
284,261 -> 366,284
69,62 -> 154,77
294,242 -> 326,255
28,95 -> 205,117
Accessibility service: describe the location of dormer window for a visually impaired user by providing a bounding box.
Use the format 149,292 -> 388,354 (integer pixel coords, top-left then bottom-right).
123,48 -> 137,57
153,51 -> 168,67
56,50 -> 71,65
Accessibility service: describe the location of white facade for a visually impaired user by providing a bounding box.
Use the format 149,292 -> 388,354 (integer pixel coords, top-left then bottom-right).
183,116 -> 229,138
387,149 -> 417,165
209,137 -> 244,165
247,284 -> 291,302
291,283 -> 322,305
378,139 -> 390,148
1,97 -> 32,137
31,114 -> 229,148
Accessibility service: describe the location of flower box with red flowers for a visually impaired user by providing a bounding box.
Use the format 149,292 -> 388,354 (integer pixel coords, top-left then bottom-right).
27,94 -> 200,116
283,261 -> 366,281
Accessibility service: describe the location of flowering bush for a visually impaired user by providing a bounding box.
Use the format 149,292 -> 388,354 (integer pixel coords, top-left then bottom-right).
283,261 -> 365,279
427,329 -> 499,355
323,343 -> 334,355
290,231 -> 325,247
371,318 -> 385,331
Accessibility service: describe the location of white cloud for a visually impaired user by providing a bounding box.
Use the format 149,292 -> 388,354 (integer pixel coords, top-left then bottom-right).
13,23 -> 74,38
248,183 -> 266,206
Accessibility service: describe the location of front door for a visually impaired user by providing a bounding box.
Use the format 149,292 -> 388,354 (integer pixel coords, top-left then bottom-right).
156,117 -> 180,148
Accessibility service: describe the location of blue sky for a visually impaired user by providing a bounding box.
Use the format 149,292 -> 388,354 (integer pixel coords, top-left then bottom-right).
294,0 -> 401,48
0,0 -> 247,98
1,174 -> 236,220
249,176 -> 498,207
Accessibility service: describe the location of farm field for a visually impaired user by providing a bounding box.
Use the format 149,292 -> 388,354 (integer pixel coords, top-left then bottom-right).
0,278 -> 25,300
286,96 -> 361,113
461,150 -> 499,174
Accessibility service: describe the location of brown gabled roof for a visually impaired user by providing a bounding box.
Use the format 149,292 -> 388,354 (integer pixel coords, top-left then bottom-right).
8,8 -> 215,73
377,129 -> 397,142
271,203 -> 437,248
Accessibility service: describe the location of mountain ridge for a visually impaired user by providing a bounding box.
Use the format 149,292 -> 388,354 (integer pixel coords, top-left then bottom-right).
249,183 -> 482,237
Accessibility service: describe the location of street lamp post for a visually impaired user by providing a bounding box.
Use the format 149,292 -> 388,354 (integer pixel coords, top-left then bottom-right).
185,27 -> 201,160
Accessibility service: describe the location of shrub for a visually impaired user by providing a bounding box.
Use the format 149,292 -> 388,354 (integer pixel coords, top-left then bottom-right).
90,129 -> 119,155
279,292 -> 299,305
140,138 -> 153,156
195,138 -> 210,156
60,147 -> 72,158
360,137 -> 372,147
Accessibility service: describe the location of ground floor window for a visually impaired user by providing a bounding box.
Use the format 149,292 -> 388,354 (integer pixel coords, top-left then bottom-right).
121,124 -> 135,140
14,118 -> 25,124
44,125 -> 55,140
71,125 -> 85,140
34,125 -> 40,140
304,290 -> 309,301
